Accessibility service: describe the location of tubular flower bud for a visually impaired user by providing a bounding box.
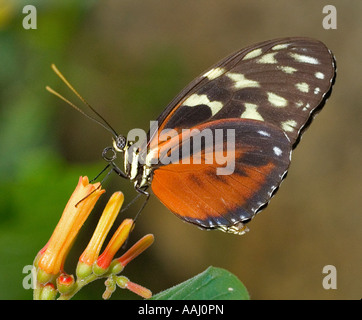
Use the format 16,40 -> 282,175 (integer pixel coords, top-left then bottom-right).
37,176 -> 104,277
77,192 -> 124,278
95,219 -> 134,274
33,175 -> 155,300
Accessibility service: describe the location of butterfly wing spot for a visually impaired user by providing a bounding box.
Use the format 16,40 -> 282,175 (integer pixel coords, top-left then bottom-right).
295,100 -> 304,108
277,65 -> 298,74
289,52 -> 320,65
226,72 -> 260,90
295,82 -> 310,93
257,130 -> 270,137
273,146 -> 283,156
315,72 -> 325,79
281,119 -> 298,132
257,52 -> 278,64
267,92 -> 288,108
242,48 -> 263,60
302,103 -> 311,112
272,43 -> 290,50
241,103 -> 264,121
203,67 -> 225,80
314,87 -> 321,95
183,93 -> 223,116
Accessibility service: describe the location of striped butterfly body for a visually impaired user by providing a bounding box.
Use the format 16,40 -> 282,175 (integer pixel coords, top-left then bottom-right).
111,37 -> 336,234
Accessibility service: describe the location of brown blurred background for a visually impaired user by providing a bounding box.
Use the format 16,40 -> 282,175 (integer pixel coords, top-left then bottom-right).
0,0 -> 361,299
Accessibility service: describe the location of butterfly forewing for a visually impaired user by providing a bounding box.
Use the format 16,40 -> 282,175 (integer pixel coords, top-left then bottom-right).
148,37 -> 335,148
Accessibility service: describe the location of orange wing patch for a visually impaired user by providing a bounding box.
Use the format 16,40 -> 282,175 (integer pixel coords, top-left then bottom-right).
152,161 -> 276,223
149,119 -> 292,231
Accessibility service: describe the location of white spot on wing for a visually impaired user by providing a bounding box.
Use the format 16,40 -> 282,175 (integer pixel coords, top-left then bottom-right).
295,82 -> 309,93
243,48 -> 263,60
273,146 -> 282,156
289,52 -> 319,64
241,103 -> 264,121
295,101 -> 304,108
226,72 -> 260,89
302,103 -> 310,111
272,43 -> 290,50
278,65 -> 297,74
257,52 -> 278,64
315,72 -> 325,79
281,119 -> 297,132
203,67 -> 225,80
314,87 -> 320,94
267,92 -> 288,107
183,93 -> 223,116
258,130 -> 270,137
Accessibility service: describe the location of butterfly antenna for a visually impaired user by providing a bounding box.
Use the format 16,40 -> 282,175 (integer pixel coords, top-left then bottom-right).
46,64 -> 119,138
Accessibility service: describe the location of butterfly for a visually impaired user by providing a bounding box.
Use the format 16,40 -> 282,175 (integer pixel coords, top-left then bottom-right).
49,37 -> 336,235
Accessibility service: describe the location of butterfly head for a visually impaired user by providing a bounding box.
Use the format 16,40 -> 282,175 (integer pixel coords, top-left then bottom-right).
100,133 -> 135,182
107,133 -> 143,184
101,134 -> 127,164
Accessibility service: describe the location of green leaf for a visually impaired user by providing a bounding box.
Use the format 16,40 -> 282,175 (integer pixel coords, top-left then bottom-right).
151,266 -> 249,300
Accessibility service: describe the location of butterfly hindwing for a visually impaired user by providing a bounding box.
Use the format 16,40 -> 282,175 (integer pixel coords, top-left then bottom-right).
150,119 -> 291,233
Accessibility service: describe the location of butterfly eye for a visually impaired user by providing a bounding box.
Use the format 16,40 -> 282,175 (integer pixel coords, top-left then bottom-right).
113,135 -> 127,152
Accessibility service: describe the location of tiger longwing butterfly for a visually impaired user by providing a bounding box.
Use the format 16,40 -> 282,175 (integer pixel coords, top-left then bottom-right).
51,37 -> 336,235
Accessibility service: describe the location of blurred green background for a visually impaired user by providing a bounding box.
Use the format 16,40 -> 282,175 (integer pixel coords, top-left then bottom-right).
0,0 -> 361,299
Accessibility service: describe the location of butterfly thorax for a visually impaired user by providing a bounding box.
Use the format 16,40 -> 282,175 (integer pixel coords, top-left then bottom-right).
122,141 -> 152,191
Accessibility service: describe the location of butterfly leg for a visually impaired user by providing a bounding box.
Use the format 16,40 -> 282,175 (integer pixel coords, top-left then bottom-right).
110,162 -> 128,179
133,186 -> 150,223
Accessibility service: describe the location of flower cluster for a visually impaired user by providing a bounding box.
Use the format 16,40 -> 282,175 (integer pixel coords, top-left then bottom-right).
33,176 -> 153,300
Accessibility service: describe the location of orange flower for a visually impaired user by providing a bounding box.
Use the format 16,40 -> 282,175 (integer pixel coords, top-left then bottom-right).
95,219 -> 134,273
116,234 -> 154,268
37,176 -> 104,279
77,192 -> 124,277
33,175 -> 154,299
